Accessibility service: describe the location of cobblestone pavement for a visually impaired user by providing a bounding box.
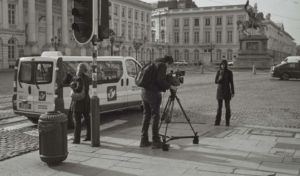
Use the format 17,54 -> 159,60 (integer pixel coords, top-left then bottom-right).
0,127 -> 39,161
169,71 -> 300,129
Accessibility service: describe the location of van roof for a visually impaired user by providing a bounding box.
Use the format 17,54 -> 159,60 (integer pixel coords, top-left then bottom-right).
19,55 -> 137,62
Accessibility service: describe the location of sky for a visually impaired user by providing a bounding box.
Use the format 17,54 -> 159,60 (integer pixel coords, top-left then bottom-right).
143,0 -> 300,45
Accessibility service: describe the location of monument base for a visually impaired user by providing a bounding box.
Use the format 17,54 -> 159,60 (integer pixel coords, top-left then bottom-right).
235,53 -> 272,69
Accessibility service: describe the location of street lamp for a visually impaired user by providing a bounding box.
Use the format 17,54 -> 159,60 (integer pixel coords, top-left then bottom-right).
51,36 -> 60,51
133,39 -> 143,61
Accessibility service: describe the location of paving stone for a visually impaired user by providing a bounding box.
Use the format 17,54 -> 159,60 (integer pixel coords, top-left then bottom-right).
247,152 -> 283,163
234,169 -> 275,176
259,162 -> 300,175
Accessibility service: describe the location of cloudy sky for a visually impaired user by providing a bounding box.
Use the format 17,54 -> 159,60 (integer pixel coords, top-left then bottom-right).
143,0 -> 300,45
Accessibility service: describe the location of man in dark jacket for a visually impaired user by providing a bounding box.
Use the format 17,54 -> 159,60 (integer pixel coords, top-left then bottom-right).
215,60 -> 235,126
71,63 -> 91,144
140,55 -> 177,148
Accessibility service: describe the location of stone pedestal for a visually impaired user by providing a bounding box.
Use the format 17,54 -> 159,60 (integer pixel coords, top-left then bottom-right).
235,35 -> 272,69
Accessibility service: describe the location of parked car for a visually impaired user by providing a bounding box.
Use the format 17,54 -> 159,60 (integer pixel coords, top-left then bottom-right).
281,56 -> 300,64
271,61 -> 300,80
228,61 -> 234,66
174,61 -> 188,66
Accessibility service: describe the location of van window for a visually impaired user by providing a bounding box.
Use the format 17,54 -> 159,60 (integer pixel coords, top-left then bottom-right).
62,61 -> 123,85
126,60 -> 141,77
19,62 -> 33,83
98,61 -> 123,84
19,61 -> 53,84
36,63 -> 53,84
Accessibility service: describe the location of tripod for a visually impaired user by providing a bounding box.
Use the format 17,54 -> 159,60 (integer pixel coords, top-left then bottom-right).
159,89 -> 199,151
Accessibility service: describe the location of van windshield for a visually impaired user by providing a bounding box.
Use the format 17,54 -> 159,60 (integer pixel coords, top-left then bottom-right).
19,61 -> 53,84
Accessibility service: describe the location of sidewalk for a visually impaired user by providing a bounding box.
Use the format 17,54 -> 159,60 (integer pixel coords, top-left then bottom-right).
1,122 -> 300,176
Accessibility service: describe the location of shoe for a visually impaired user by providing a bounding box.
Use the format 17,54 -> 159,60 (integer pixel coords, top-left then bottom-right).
83,138 -> 91,141
72,141 -> 80,144
214,123 -> 220,126
140,140 -> 152,147
226,123 -> 230,127
152,140 -> 162,149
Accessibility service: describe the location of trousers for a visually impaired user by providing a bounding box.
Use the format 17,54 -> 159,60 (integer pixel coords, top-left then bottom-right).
215,99 -> 231,125
141,90 -> 162,141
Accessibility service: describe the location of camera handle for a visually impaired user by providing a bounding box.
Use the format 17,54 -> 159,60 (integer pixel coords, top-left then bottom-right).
159,90 -> 199,151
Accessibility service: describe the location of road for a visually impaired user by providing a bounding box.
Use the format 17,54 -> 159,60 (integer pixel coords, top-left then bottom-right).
0,69 -> 300,161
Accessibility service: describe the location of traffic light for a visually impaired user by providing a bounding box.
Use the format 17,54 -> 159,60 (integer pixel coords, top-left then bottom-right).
72,0 -> 94,44
98,0 -> 111,41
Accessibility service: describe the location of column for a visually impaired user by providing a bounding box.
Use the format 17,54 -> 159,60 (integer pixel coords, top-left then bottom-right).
46,0 -> 53,45
27,0 -> 39,55
2,0 -> 9,28
18,0 -> 24,30
61,0 -> 70,55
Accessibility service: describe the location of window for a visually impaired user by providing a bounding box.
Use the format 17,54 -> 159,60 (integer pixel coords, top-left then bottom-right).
216,49 -> 222,60
227,16 -> 233,25
152,31 -> 155,42
175,50 -> 179,61
8,4 -> 16,25
135,10 -> 138,20
160,19 -> 165,27
216,17 -> 222,26
289,63 -> 296,68
174,31 -> 179,43
194,31 -> 199,44
128,8 -> 132,19
126,60 -> 141,78
19,62 -> 53,84
128,47 -> 132,56
205,18 -> 210,26
97,61 -> 123,84
184,31 -> 189,44
146,13 -> 149,23
227,49 -> 233,60
141,11 -> 144,22
194,50 -> 199,63
151,21 -> 155,27
36,63 -> 53,84
205,31 -> 211,43
8,39 -> 15,60
194,19 -> 199,27
237,15 -> 245,22
184,18 -> 189,27
174,19 -> 179,27
227,31 -> 233,43
114,22 -> 118,36
128,24 -> 132,40
122,7 -> 126,18
134,25 -> 138,39
122,23 -> 126,37
184,50 -> 189,61
19,62 -> 33,83
216,31 -> 222,43
114,5 -> 119,16
161,30 -> 165,41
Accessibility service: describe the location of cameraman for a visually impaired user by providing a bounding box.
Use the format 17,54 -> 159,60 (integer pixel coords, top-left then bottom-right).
140,55 -> 177,149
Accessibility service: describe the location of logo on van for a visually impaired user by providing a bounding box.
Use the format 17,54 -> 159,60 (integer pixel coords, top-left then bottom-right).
39,91 -> 46,101
107,86 -> 117,101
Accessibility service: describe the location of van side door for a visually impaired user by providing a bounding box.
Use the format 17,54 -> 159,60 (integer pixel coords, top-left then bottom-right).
125,59 -> 142,107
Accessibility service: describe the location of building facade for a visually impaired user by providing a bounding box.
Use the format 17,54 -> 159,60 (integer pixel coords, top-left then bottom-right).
151,3 -> 297,65
151,5 -> 247,65
263,15 -> 297,64
0,0 -> 152,70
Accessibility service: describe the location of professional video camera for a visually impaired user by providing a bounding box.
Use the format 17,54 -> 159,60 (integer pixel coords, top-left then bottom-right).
166,70 -> 185,86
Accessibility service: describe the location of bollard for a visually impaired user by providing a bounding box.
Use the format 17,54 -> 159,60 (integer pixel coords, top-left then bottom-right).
38,111 -> 68,165
252,64 -> 256,75
200,65 -> 204,74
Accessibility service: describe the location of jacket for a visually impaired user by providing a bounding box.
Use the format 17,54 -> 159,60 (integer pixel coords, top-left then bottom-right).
144,61 -> 171,92
215,69 -> 235,100
71,74 -> 91,113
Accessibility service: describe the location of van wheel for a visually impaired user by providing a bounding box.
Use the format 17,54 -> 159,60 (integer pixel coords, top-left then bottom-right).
281,73 -> 289,80
27,117 -> 38,124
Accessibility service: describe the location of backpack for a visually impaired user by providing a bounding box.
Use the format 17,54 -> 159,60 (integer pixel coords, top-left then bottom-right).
135,63 -> 157,88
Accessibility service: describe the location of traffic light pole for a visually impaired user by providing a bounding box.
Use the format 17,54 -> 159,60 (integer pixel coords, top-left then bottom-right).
91,0 -> 100,147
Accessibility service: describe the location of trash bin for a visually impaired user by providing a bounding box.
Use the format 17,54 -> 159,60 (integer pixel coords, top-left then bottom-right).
38,111 -> 68,165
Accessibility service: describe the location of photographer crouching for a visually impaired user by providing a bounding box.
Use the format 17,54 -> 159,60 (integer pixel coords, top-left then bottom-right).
140,55 -> 177,149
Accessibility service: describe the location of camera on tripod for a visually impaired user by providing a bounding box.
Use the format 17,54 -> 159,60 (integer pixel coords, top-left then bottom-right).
166,70 -> 185,86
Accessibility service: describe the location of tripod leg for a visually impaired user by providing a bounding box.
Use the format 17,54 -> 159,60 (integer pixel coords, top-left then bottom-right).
159,97 -> 171,129
175,96 -> 197,135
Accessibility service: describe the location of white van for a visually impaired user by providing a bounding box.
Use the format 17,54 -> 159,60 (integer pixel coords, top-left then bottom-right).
281,56 -> 300,64
12,52 -> 142,123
